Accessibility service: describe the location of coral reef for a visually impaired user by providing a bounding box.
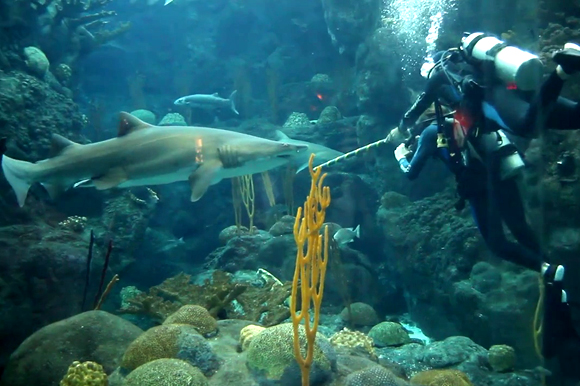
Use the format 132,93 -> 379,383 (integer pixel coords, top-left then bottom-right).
163,305 -> 218,337
245,323 -> 336,384
122,358 -> 208,386
239,325 -> 266,352
330,328 -> 376,359
60,361 -> 107,386
119,270 -> 292,326
1,0 -> 131,71
121,324 -> 221,376
410,369 -> 473,386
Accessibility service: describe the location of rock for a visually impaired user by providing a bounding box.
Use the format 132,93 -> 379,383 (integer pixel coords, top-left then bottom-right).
340,302 -> 379,327
368,322 -> 411,347
207,229 -> 273,273
354,28 -> 410,118
268,215 -> 295,236
488,345 -> 516,372
245,323 -> 336,384
377,336 -> 543,386
321,0 -> 381,56
0,311 -> 143,386
123,358 -> 208,386
317,106 -> 342,124
0,225 -> 104,371
130,109 -> 156,124
23,46 -> 49,78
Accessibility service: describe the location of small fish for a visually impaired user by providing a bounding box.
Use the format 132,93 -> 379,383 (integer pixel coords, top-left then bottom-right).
333,224 -> 360,245
157,237 -> 185,252
174,90 -> 239,115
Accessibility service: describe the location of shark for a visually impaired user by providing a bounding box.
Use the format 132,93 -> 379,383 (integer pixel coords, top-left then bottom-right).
174,90 -> 239,115
1,112 -> 308,207
274,130 -> 344,173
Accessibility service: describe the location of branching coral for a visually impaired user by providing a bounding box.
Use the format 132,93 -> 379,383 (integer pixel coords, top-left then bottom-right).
118,270 -> 292,326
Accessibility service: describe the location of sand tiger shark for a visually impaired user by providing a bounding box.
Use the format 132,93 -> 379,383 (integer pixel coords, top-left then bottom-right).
1,112 -> 308,207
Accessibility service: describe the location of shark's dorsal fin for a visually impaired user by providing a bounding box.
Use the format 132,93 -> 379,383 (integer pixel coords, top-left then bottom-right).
50,134 -> 79,157
118,112 -> 153,137
274,130 -> 290,141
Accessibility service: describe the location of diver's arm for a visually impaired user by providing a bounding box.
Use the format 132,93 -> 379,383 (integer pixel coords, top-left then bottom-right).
395,125 -> 439,180
399,71 -> 447,132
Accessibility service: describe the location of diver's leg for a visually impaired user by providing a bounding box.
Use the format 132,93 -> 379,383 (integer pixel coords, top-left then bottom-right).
469,186 -> 543,271
496,178 -> 543,255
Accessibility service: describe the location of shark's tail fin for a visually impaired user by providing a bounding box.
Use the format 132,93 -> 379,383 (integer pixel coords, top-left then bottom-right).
229,90 -> 239,115
353,224 -> 361,239
1,154 -> 36,207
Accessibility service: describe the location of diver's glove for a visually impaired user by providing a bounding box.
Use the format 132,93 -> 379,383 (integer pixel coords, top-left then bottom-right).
394,143 -> 411,162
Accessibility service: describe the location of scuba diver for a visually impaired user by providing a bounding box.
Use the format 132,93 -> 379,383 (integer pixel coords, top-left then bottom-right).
388,32 -> 580,377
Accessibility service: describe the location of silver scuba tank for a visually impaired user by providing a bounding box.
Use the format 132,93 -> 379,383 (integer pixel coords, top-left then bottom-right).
461,32 -> 544,91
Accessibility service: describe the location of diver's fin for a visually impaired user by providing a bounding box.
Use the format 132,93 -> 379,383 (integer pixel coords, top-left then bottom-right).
188,160 -> 220,202
92,167 -> 128,190
118,112 -> 153,137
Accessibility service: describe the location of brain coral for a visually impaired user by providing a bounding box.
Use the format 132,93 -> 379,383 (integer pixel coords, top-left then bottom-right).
410,369 -> 473,386
121,324 -> 221,376
344,365 -> 409,386
123,358 -> 207,386
245,323 -> 336,385
163,305 -> 218,337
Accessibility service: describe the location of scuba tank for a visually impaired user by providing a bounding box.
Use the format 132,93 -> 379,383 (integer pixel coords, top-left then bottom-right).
461,32 -> 544,91
467,130 -> 525,180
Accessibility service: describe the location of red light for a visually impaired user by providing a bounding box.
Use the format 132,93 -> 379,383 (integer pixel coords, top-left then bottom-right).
316,93 -> 324,100
506,82 -> 517,90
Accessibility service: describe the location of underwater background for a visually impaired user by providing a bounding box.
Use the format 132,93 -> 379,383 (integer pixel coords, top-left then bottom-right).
0,0 -> 579,385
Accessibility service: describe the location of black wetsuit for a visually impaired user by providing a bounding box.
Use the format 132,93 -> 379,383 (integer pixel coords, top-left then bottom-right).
398,124 -> 544,271
543,280 -> 580,380
397,58 -> 545,271
485,71 -> 580,136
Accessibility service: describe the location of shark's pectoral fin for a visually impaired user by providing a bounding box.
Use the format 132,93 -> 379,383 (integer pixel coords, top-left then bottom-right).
92,168 -> 128,190
41,182 -> 69,200
188,161 -> 221,202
